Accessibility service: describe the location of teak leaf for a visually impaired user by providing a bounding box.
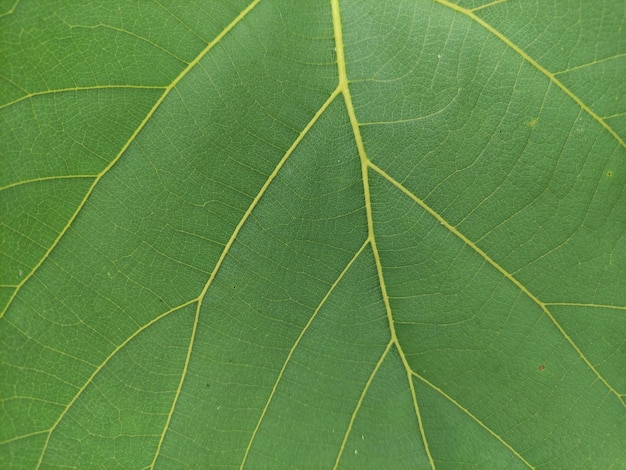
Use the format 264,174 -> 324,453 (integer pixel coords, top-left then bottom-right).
1,0 -> 625,468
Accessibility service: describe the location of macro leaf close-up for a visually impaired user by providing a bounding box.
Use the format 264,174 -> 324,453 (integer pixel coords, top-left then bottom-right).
1,0 -> 625,468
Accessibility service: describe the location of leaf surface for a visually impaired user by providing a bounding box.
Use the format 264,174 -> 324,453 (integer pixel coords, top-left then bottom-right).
1,0 -> 625,468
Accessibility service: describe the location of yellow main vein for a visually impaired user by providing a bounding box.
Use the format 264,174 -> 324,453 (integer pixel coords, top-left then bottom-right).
331,0 -> 396,342
331,1 -> 435,467
435,0 -> 625,150
150,86 -> 342,468
241,239 -> 369,469
34,299 -> 198,469
0,0 -> 262,321
369,161 -> 625,408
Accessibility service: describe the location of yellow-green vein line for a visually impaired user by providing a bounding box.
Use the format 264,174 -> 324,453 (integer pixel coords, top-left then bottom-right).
333,340 -> 393,469
0,85 -> 167,110
400,346 -> 435,469
150,85 -> 342,467
34,299 -> 198,469
72,24 -> 188,65
198,85 -> 341,306
0,0 -> 19,18
604,111 -> 626,120
435,0 -> 625,150
149,300 -> 202,469
0,175 -> 97,192
359,88 -> 460,127
553,53 -> 626,75
544,302 -> 626,311
412,371 -> 535,469
242,239 -> 369,469
0,430 -> 49,446
0,0 -> 262,321
332,0 -> 398,343
332,1 -> 435,465
470,0 -> 507,12
369,161 -> 625,408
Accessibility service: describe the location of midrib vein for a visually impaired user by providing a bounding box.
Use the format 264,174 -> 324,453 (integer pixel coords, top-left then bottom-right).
369,161 -> 626,409
1,0 -> 262,321
331,1 -> 435,468
435,0 -> 625,151
331,0 -> 625,466
412,372 -> 535,469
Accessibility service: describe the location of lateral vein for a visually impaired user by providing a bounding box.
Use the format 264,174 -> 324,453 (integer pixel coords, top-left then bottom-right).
369,161 -> 625,408
0,0 -> 263,321
243,239 -> 369,469
412,372 -> 535,468
435,0 -> 625,150
152,85 -> 342,467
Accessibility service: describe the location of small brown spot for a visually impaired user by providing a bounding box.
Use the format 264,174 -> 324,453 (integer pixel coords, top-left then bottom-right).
538,364 -> 545,371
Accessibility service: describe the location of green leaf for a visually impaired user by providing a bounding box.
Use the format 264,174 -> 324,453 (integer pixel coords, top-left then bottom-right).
2,0 -> 625,468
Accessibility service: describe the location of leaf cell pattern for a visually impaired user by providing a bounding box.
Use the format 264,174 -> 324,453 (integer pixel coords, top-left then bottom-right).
1,0 -> 625,468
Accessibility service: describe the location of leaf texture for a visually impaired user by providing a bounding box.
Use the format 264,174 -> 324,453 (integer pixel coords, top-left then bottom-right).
1,0 -> 625,468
